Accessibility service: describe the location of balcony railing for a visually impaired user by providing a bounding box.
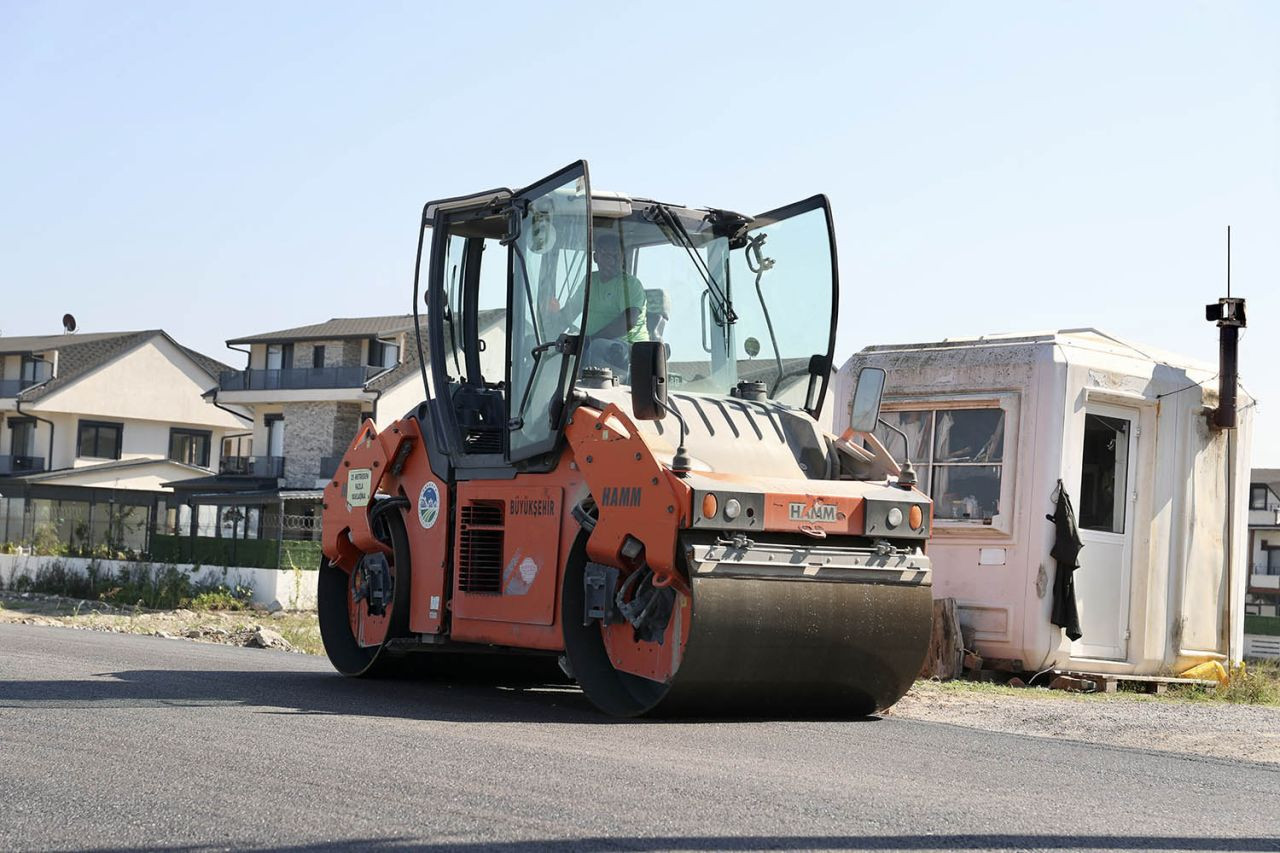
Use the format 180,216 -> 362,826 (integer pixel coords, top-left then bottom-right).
0,378 -> 38,398
0,455 -> 45,475
219,455 -> 285,478
1251,563 -> 1280,577
218,366 -> 383,392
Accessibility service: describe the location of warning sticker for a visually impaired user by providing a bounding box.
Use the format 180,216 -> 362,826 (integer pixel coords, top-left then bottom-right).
502,550 -> 539,596
346,468 -> 372,507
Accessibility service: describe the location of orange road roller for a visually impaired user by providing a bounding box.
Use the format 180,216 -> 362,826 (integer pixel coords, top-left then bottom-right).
319,160 -> 933,716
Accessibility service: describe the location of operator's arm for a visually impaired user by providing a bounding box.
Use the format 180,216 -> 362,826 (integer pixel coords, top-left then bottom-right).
592,305 -> 642,339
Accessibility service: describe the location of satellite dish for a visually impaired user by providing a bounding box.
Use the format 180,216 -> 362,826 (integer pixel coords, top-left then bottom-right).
744,336 -> 761,358
62,314 -> 77,333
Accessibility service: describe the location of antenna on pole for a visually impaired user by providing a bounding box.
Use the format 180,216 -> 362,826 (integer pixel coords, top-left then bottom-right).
1205,225 -> 1245,430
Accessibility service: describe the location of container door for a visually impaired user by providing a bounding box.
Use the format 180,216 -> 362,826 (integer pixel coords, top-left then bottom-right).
1071,404 -> 1139,660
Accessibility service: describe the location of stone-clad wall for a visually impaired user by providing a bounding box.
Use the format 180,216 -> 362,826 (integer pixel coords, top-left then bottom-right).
292,339 -> 366,369
333,403 -> 362,450
280,400 -> 367,487
282,401 -> 335,487
341,340 -> 363,366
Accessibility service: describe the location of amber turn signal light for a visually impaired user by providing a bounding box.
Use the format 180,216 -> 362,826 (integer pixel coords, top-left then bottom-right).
909,505 -> 924,530
702,493 -> 718,519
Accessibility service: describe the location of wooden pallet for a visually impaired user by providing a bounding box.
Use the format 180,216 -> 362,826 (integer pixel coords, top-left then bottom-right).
1052,670 -> 1218,695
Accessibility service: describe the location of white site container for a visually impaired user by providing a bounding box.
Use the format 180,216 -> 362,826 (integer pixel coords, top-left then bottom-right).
834,329 -> 1253,675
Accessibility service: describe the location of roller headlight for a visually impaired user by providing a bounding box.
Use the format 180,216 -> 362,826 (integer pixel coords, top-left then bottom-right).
865,499 -> 930,538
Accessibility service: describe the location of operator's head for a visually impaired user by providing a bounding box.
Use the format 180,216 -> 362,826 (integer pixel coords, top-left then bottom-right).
593,231 -> 624,280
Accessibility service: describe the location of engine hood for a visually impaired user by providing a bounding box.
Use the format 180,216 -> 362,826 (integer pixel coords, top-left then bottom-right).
581,386 -> 831,480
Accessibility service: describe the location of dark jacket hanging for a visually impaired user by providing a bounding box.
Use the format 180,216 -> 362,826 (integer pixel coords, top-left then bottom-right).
1046,480 -> 1084,641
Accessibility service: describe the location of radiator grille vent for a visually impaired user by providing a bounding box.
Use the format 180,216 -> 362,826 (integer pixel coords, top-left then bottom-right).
458,500 -> 504,594
464,427 -> 504,455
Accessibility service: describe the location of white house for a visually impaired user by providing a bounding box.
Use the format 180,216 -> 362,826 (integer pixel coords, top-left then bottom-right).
0,329 -> 249,552
163,314 -> 503,569
835,329 -> 1253,676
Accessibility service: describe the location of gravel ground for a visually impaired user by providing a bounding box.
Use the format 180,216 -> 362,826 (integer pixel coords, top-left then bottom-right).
0,591 -> 320,653
889,680 -> 1280,765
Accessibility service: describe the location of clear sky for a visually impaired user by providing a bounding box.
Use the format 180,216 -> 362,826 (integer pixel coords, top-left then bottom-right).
3,2 -> 1277,458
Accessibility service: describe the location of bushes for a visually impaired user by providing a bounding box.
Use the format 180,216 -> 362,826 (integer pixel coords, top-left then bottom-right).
1245,615 -> 1280,637
148,534 -> 321,570
186,588 -> 254,611
2,559 -> 254,611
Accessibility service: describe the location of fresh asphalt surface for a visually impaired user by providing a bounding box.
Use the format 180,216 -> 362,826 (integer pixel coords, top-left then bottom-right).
0,624 -> 1277,853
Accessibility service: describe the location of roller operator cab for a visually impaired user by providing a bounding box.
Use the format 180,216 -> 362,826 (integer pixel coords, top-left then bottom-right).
319,161 -> 933,716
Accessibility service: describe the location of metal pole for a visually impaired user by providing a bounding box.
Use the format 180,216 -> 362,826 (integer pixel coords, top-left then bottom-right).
1216,323 -> 1239,430
276,497 -> 285,570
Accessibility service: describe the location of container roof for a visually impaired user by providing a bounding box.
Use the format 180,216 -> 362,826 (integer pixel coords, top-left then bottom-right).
860,328 -> 1217,373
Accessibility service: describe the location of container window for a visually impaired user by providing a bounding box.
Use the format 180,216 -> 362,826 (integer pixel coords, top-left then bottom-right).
1078,413 -> 1130,534
876,406 -> 1006,522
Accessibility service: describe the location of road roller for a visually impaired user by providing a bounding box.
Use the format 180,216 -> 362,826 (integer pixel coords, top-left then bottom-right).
319,160 -> 933,716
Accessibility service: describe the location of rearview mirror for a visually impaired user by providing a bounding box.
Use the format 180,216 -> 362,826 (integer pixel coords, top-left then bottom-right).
630,341 -> 668,421
849,367 -> 886,433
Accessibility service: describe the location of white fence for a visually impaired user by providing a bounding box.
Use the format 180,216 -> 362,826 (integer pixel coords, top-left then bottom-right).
0,553 -> 318,611
1244,633 -> 1280,660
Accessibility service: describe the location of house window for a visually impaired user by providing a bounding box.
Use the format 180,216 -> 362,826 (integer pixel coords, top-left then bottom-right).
19,356 -> 49,386
369,339 -> 399,369
312,345 -> 326,368
264,414 -> 284,458
876,407 -> 1006,522
1251,485 -> 1270,510
265,343 -> 294,371
1268,549 -> 1280,577
223,434 -> 252,458
169,428 -> 212,467
8,418 -> 35,455
77,420 -> 123,460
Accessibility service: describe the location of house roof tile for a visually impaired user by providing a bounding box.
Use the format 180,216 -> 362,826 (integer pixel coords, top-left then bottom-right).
226,315 -> 417,346
0,330 -> 234,402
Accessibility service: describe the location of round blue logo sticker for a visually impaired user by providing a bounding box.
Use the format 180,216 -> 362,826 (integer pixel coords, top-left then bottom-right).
418,482 -> 440,530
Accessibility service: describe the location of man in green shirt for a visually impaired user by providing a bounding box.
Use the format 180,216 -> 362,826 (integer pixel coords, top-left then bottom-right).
586,232 -> 648,344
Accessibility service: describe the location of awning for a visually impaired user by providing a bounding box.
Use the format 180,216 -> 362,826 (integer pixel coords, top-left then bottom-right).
181,488 -> 324,507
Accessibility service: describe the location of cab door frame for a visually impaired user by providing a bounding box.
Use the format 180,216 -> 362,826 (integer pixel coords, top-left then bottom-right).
503,160 -> 593,470
736,194 -> 839,420
421,195 -> 517,482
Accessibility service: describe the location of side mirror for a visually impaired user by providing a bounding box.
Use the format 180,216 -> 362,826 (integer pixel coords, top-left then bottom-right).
849,366 -> 886,433
630,341 -> 668,421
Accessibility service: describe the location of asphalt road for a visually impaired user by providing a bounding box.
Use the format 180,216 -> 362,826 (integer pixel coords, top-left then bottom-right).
1,624 -> 1278,853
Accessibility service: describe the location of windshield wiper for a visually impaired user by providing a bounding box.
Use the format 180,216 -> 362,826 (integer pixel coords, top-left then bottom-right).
647,204 -> 737,324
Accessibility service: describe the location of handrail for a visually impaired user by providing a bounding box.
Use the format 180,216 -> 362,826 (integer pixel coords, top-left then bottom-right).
218,366 -> 381,391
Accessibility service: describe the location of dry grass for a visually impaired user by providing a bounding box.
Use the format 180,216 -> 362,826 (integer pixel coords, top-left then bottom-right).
1167,660 -> 1280,706
922,660 -> 1280,707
